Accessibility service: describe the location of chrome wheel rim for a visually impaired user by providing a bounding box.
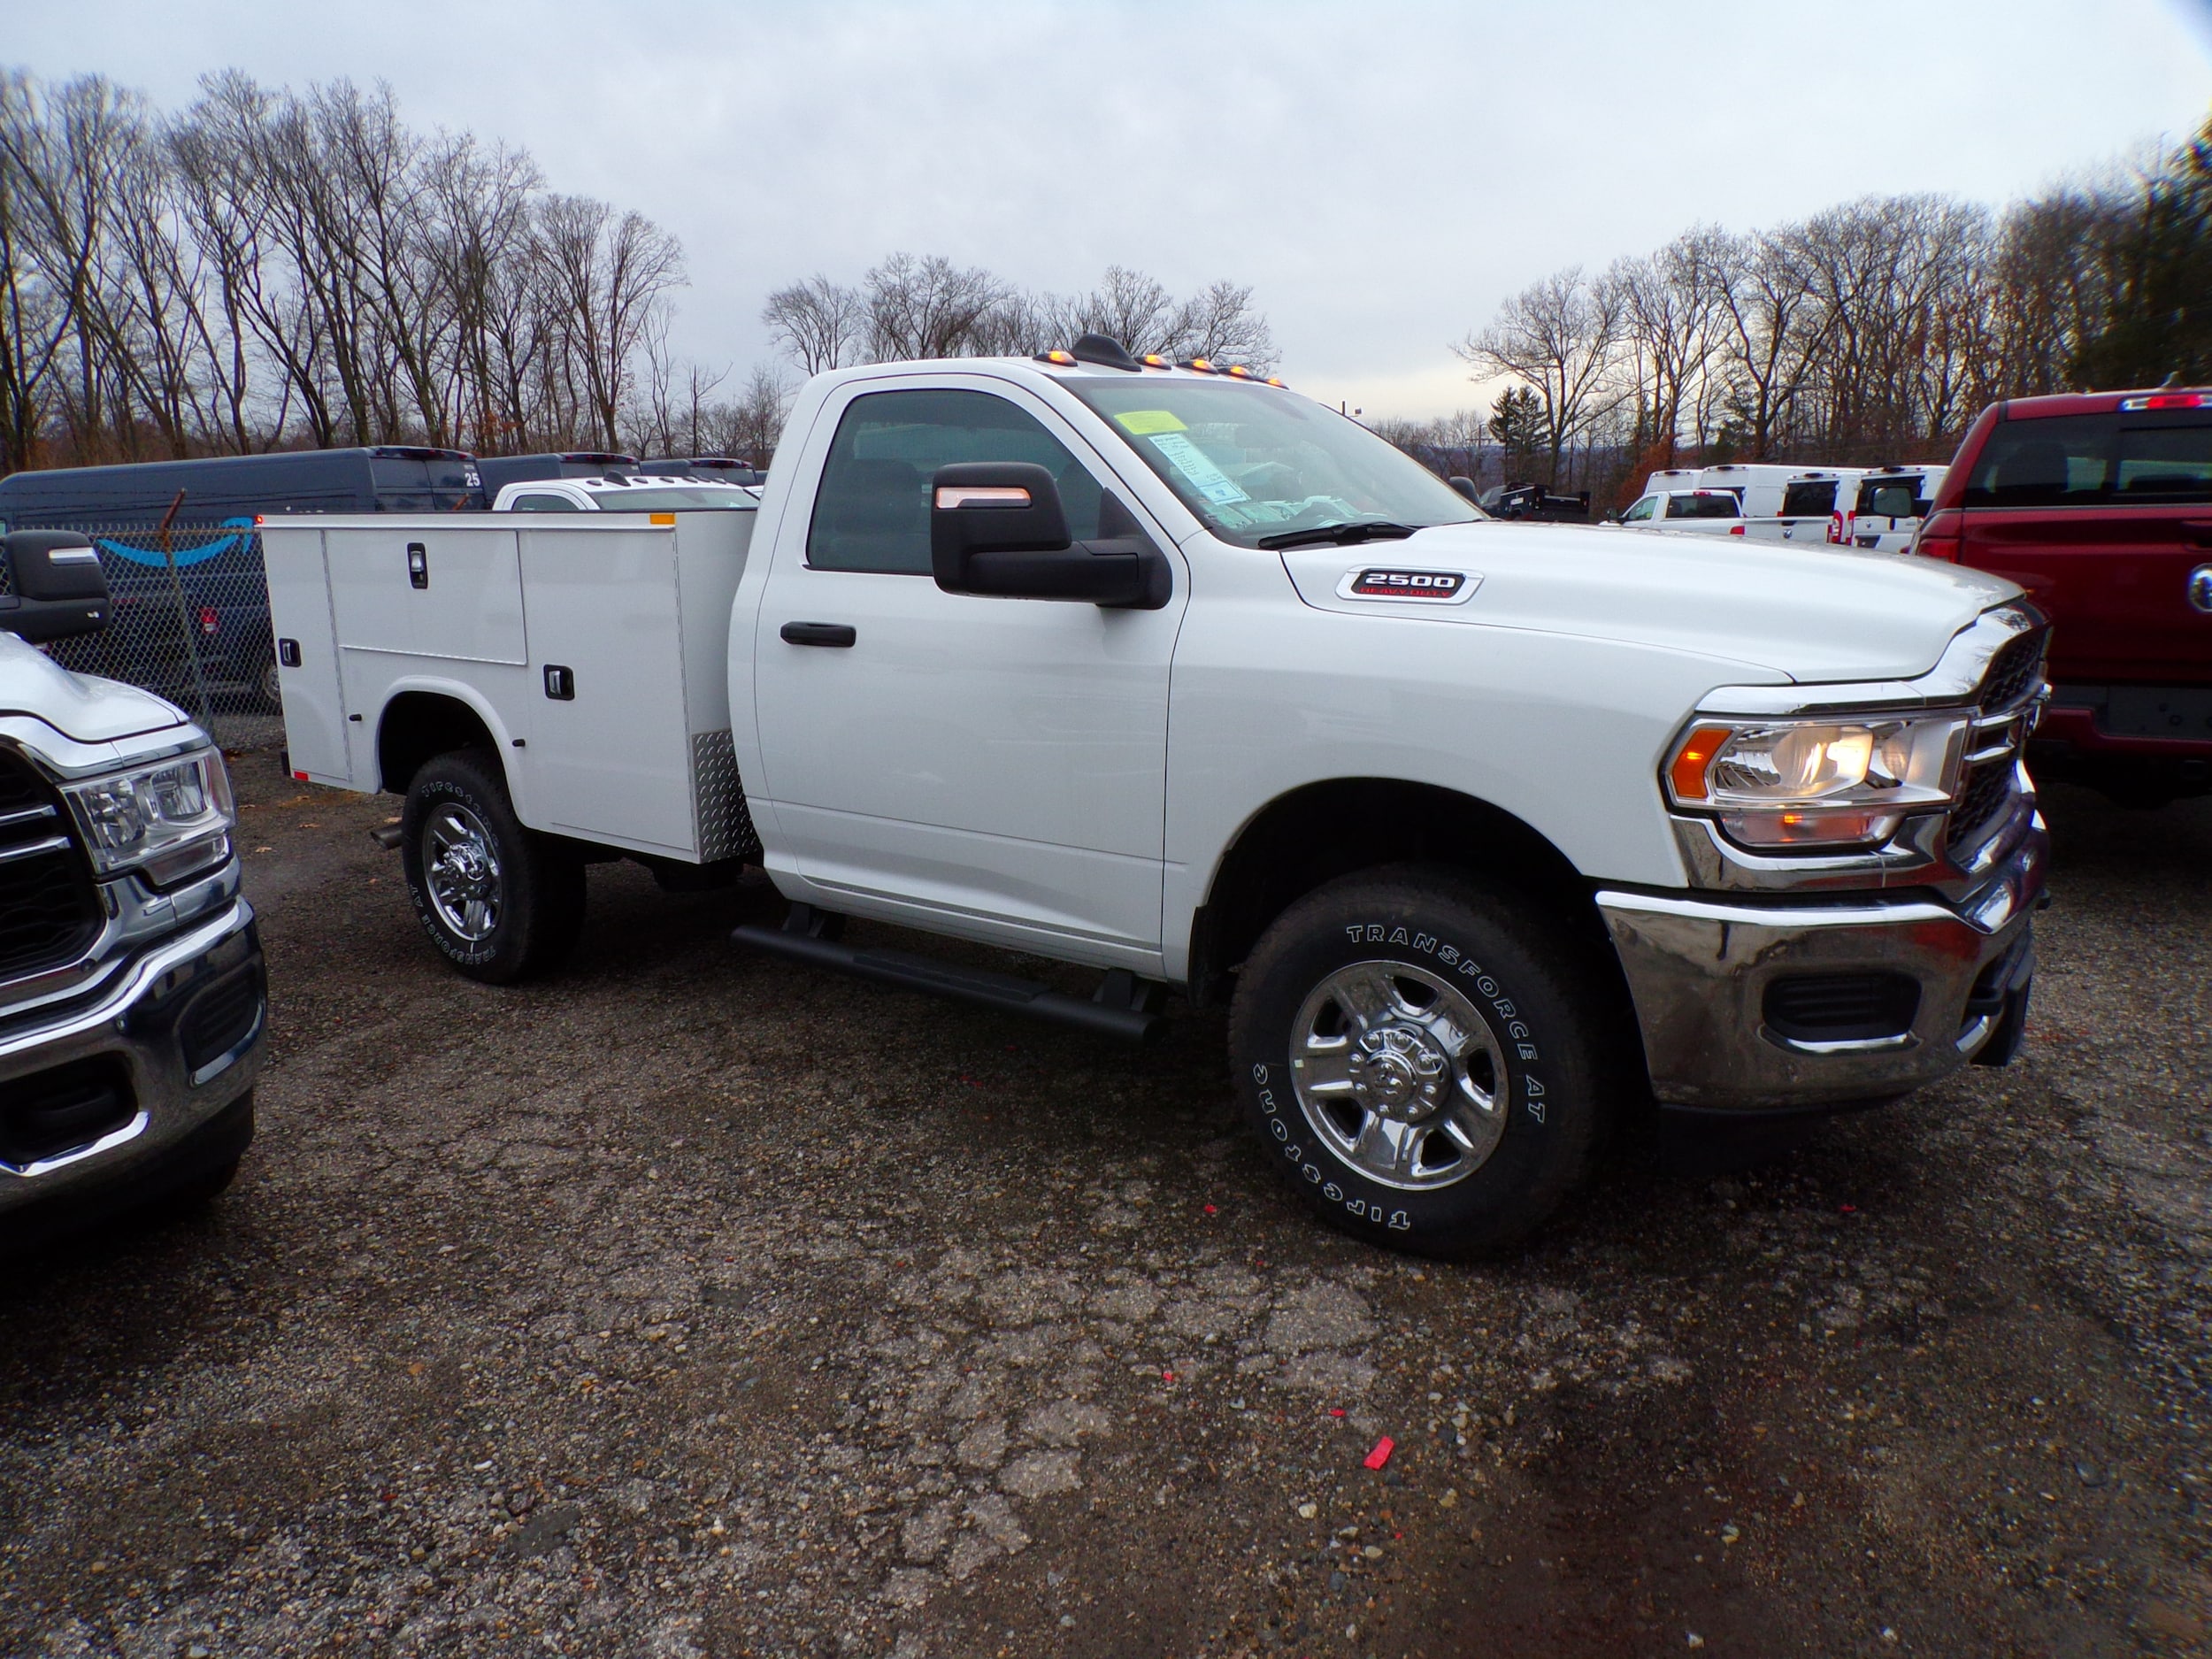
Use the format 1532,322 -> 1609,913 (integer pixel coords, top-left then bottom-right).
423,803 -> 503,942
1288,959 -> 1508,1191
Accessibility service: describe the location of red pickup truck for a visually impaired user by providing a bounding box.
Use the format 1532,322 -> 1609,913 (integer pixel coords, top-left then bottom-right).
1916,389 -> 2212,805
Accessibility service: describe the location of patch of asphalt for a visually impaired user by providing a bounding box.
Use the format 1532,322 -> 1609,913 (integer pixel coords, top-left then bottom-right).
0,764 -> 2205,1657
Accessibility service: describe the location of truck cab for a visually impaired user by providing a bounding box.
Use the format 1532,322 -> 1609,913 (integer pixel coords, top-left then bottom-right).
1617,487 -> 1747,534
1915,389 -> 2211,803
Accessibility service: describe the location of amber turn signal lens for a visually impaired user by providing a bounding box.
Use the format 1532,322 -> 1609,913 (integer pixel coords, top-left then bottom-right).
1668,726 -> 1734,802
649,511 -> 676,526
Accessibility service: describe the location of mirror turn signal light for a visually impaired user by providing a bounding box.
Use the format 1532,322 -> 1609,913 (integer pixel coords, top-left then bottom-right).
935,485 -> 1032,510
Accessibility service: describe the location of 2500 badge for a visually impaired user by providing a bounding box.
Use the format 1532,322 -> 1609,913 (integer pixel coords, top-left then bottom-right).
1335,566 -> 1480,603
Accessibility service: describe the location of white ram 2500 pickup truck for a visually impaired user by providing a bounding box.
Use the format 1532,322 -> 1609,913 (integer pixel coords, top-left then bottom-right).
1,532 -> 263,1243
263,335 -> 2048,1257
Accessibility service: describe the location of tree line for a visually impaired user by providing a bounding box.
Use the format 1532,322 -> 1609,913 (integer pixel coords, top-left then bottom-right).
0,68 -> 1279,480
0,71 -> 701,470
1448,110 -> 2212,502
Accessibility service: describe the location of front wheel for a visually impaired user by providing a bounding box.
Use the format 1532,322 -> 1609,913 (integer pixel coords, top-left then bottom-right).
1227,867 -> 1611,1258
401,749 -> 584,983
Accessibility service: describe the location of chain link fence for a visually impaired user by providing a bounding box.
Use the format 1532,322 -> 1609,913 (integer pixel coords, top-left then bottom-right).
38,518 -> 284,753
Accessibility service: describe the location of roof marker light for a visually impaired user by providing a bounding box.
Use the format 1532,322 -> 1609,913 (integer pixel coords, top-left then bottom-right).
1180,357 -> 1218,374
1141,354 -> 1172,369
1265,376 -> 1287,388
1033,349 -> 1079,366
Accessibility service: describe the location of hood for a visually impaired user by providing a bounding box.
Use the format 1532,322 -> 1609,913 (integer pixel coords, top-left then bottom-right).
1280,521 -> 2021,684
0,630 -> 191,744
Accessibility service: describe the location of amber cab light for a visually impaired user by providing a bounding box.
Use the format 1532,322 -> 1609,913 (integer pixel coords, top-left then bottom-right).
1913,508 -> 1963,562
1668,726 -> 1733,801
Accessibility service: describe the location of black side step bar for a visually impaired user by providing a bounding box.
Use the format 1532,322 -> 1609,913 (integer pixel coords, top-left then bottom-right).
733,904 -> 1166,1044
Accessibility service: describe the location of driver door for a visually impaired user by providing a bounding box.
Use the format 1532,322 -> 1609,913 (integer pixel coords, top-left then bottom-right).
749,377 -> 1187,965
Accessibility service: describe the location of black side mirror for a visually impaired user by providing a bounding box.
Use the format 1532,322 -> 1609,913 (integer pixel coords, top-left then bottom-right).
1,531 -> 110,642
1448,475 -> 1480,504
931,463 -> 1169,609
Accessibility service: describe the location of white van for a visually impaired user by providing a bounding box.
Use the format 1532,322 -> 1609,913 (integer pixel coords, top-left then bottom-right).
1840,466 -> 1948,553
1624,465 -> 1869,544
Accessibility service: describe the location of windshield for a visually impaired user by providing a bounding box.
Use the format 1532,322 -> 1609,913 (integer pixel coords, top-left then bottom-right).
1066,378 -> 1479,548
590,486 -> 756,511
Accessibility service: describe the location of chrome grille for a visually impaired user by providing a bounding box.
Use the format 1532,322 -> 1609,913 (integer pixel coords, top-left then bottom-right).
0,749 -> 99,983
1978,629 -> 2047,715
1947,627 -> 2048,850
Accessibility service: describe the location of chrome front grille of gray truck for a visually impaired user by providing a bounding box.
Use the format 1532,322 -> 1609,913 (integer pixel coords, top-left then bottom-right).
0,749 -> 100,985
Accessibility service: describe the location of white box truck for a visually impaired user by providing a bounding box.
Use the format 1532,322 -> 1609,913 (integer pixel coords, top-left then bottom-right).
263,336 -> 2049,1256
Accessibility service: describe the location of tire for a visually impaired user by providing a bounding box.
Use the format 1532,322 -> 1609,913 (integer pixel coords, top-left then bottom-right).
159,1153 -> 244,1213
255,656 -> 283,714
400,749 -> 584,983
1227,865 -> 1610,1258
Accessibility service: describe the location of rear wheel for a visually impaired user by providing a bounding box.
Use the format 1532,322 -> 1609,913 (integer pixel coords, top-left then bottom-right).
1227,866 -> 1610,1258
401,749 -> 584,983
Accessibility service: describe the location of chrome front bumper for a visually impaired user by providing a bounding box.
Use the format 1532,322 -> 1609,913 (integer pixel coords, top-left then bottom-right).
1596,814 -> 2047,1112
0,895 -> 265,1210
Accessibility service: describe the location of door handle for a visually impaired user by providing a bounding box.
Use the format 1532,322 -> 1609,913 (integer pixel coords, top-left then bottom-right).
780,621 -> 856,648
407,542 -> 428,588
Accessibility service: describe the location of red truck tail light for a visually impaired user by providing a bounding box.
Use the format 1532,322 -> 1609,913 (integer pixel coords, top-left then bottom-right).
197,605 -> 220,634
1912,509 -> 1963,562
1728,523 -> 1745,535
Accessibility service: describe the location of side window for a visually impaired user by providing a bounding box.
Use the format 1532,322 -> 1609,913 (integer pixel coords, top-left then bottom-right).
1622,495 -> 1656,522
807,388 -> 1103,574
510,493 -> 580,512
2115,422 -> 2212,501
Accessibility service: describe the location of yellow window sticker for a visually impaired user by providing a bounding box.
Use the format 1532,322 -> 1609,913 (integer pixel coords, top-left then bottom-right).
1113,410 -> 1188,435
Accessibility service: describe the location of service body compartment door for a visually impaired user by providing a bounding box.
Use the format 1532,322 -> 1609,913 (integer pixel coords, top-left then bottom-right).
326,526 -> 526,664
518,523 -> 695,855
324,524 -> 528,782
259,523 -> 351,785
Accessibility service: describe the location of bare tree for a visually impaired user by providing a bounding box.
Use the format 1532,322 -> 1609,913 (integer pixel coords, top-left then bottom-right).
862,253 -> 1008,360
1170,278 -> 1277,369
1455,266 -> 1624,486
534,193 -> 684,449
762,273 -> 863,373
709,363 -> 791,465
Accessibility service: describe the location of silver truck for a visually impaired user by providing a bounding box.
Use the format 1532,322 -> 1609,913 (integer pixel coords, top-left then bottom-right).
0,530 -> 264,1244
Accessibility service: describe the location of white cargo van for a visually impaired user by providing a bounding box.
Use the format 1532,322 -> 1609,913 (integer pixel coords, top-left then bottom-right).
1842,466 -> 1949,553
1623,465 -> 1866,543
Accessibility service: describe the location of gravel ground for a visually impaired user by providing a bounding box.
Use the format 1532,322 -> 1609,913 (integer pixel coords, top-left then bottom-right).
3,764 -> 2208,1659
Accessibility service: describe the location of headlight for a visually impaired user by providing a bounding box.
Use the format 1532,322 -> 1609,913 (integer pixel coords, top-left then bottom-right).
1664,714 -> 1967,849
61,747 -> 235,886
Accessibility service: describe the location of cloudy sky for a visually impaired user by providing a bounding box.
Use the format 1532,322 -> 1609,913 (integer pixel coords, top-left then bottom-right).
12,0 -> 2212,418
